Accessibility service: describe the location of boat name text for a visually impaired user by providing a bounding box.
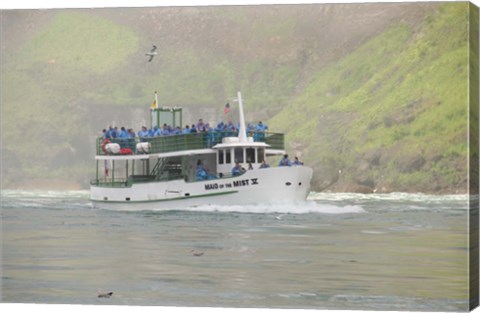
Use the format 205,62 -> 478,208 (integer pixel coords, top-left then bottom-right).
204,178 -> 259,190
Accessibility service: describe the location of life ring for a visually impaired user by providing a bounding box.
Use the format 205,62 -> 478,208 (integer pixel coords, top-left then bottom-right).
101,139 -> 110,154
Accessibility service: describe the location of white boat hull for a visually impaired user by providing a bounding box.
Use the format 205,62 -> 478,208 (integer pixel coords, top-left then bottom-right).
90,166 -> 313,211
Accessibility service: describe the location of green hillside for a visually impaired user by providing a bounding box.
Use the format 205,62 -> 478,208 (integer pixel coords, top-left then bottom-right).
271,3 -> 472,193
0,3 -> 476,193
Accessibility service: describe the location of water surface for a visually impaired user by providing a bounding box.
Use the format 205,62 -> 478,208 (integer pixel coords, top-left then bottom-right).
1,190 -> 469,311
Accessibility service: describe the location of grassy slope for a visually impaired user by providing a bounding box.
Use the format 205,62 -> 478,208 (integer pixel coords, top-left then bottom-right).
269,3 -> 469,192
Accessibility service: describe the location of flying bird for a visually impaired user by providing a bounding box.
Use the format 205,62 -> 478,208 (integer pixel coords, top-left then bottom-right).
146,45 -> 158,62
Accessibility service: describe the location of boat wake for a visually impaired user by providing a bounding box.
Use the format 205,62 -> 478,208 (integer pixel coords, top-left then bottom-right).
2,189 -> 469,214
153,201 -> 366,215
2,190 -> 364,214
308,191 -> 469,202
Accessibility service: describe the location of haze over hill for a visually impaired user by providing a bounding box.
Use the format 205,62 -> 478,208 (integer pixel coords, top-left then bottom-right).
1,2 -> 477,193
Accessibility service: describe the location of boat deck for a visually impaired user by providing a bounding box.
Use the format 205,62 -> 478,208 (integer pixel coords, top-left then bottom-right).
96,131 -> 284,156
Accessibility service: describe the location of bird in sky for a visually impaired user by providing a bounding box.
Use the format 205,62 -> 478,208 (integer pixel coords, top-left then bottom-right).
146,45 -> 157,62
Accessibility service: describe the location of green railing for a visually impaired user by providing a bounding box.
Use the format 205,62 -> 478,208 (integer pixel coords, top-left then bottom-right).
90,172 -> 186,187
264,132 -> 285,151
96,131 -> 284,156
90,178 -> 129,187
90,171 -> 249,187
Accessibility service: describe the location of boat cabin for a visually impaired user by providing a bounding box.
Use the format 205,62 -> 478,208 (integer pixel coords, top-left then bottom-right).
213,137 -> 268,173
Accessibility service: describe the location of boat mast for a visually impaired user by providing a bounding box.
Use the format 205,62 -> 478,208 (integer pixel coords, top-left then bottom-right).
237,91 -> 248,143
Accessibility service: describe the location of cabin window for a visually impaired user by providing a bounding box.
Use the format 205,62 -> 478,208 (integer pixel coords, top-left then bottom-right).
234,148 -> 244,163
226,149 -> 231,164
218,149 -> 224,164
246,148 -> 255,163
257,148 -> 265,163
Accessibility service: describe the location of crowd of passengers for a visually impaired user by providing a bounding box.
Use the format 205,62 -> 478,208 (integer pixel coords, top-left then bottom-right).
100,118 -> 306,177
101,119 -> 270,154
102,119 -> 269,140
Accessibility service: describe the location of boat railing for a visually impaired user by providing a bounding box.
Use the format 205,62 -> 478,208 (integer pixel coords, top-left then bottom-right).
90,178 -> 129,187
90,172 -> 186,187
96,131 -> 284,156
91,166 -> 253,187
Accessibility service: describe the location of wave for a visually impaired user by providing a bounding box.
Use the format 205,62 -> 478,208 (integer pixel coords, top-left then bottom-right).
308,191 -> 470,202
1,189 -> 91,211
1,189 -> 90,199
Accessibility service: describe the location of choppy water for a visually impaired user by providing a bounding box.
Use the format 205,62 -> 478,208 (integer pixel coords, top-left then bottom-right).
0,190 -> 471,311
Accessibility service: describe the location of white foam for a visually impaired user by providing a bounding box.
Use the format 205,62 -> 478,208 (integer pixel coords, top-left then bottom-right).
308,191 -> 469,203
1,189 -> 90,199
361,230 -> 386,235
153,201 -> 366,215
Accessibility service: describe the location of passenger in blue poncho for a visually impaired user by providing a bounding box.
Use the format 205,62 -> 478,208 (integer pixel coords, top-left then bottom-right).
196,160 -> 208,180
161,124 -> 170,136
247,123 -> 255,133
196,119 -> 205,132
278,154 -> 292,167
232,162 -> 246,176
196,160 -> 217,180
216,122 -> 225,132
226,121 -> 236,131
102,129 -> 110,139
255,121 -> 268,132
118,127 -> 128,138
106,126 -> 112,137
108,126 -> 117,138
138,126 -> 149,138
173,126 -> 182,135
254,121 -> 268,141
152,126 -> 161,137
293,157 -> 304,166
259,160 -> 270,169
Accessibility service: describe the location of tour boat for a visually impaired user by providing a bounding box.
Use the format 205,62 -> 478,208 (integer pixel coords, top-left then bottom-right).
90,92 -> 313,211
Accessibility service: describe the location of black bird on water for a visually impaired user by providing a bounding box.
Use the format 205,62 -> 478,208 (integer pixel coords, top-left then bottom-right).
146,45 -> 158,62
190,250 -> 204,257
98,291 -> 113,298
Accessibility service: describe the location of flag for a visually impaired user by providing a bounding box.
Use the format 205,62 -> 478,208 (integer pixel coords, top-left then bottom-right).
224,102 -> 230,114
151,91 -> 158,109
